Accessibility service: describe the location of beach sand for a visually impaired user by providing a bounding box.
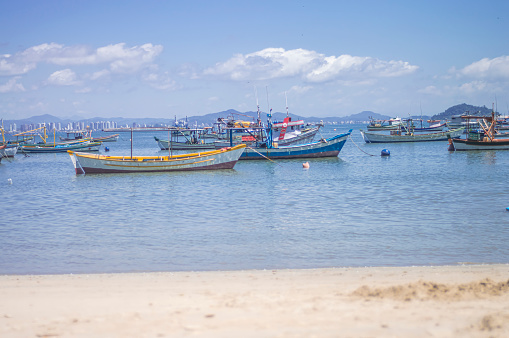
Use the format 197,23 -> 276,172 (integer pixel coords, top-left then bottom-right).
1,264 -> 508,337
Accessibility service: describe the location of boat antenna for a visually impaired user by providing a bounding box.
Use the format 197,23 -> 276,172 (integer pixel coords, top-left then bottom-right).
266,86 -> 273,147
285,91 -> 289,118
130,127 -> 133,159
254,86 -> 261,126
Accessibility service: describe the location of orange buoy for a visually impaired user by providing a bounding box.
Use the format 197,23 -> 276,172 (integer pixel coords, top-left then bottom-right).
302,162 -> 310,169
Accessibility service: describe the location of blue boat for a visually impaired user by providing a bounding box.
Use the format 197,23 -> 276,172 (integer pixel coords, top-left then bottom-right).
226,110 -> 351,160
240,131 -> 352,159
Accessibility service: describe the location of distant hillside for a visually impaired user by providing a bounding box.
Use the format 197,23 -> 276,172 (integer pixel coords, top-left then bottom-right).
3,103 -> 495,128
432,103 -> 493,120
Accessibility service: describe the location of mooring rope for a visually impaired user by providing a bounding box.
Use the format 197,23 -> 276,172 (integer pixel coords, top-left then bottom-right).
349,134 -> 375,156
246,146 -> 284,167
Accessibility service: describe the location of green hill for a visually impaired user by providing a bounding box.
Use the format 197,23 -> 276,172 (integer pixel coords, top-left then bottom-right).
432,103 -> 493,120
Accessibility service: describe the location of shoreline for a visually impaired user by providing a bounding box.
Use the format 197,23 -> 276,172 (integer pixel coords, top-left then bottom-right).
1,264 -> 508,337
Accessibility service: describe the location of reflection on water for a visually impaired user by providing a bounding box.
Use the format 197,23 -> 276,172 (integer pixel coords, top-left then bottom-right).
1,126 -> 509,274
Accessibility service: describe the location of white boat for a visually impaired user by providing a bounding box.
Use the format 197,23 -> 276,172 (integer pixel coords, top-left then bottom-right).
360,127 -> 464,143
68,144 -> 246,174
0,144 -> 18,157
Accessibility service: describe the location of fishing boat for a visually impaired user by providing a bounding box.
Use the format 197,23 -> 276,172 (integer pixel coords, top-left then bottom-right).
60,130 -> 119,143
360,126 -> 464,143
154,128 -> 216,151
240,130 -> 352,159
366,117 -> 403,131
448,108 -> 509,151
21,141 -> 102,153
400,120 -> 446,132
271,117 -> 320,146
68,144 -> 246,174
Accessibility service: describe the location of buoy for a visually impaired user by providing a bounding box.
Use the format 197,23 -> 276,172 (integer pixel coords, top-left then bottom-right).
302,162 -> 310,169
104,146 -> 110,152
506,207 -> 509,211
7,178 -> 12,184
381,149 -> 390,156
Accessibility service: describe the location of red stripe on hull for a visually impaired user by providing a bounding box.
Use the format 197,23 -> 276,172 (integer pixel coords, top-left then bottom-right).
81,160 -> 238,174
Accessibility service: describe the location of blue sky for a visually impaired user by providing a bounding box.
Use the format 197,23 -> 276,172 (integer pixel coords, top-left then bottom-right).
1,0 -> 509,120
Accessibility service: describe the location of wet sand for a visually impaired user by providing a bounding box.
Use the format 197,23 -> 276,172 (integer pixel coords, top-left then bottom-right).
1,264 -> 508,337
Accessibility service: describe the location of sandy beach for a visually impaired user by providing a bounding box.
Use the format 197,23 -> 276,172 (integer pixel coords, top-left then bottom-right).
1,264 -> 508,337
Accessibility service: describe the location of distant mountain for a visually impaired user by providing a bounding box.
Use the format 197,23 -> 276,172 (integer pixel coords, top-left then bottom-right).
3,103 -> 494,128
432,103 -> 493,120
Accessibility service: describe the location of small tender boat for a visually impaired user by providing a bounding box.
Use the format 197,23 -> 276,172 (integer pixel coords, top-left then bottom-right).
360,127 -> 464,143
240,130 -> 352,160
68,144 -> 246,174
448,109 -> 509,151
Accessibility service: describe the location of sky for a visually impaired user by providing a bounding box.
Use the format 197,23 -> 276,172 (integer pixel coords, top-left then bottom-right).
1,0 -> 509,120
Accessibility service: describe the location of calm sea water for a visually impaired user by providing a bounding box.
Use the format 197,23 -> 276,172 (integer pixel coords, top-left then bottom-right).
1,125 -> 508,275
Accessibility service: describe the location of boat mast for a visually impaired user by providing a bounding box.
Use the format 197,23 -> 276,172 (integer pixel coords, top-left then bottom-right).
254,86 -> 261,126
285,92 -> 289,118
266,86 -> 273,148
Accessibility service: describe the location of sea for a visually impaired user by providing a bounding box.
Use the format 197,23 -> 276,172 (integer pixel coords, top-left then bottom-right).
1,125 -> 508,275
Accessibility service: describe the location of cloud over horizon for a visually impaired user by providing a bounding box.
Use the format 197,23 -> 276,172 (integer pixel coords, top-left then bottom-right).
203,48 -> 419,82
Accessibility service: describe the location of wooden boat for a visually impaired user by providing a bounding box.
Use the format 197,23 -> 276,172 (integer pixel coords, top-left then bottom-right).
448,109 -> 509,151
360,127 -> 464,143
240,130 -> 352,160
20,141 -> 102,153
68,144 -> 246,174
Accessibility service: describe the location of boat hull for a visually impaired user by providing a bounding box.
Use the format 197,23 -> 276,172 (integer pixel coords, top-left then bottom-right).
240,130 -> 351,160
154,137 -> 216,150
360,128 -> 464,143
21,142 -> 101,153
0,145 -> 18,157
69,144 -> 246,174
277,126 -> 319,146
450,138 -> 509,151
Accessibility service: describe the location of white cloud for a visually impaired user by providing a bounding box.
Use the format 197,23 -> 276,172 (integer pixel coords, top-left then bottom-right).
75,87 -> 92,93
458,80 -> 487,93
0,42 -> 164,77
288,85 -> 312,94
0,54 -> 36,76
141,71 -> 179,90
89,69 -> 110,80
47,69 -> 80,86
204,48 -> 418,82
457,56 -> 509,80
0,77 -> 26,93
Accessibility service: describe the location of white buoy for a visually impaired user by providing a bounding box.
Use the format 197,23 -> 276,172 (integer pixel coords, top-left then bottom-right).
302,162 -> 310,169
7,178 -> 12,184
